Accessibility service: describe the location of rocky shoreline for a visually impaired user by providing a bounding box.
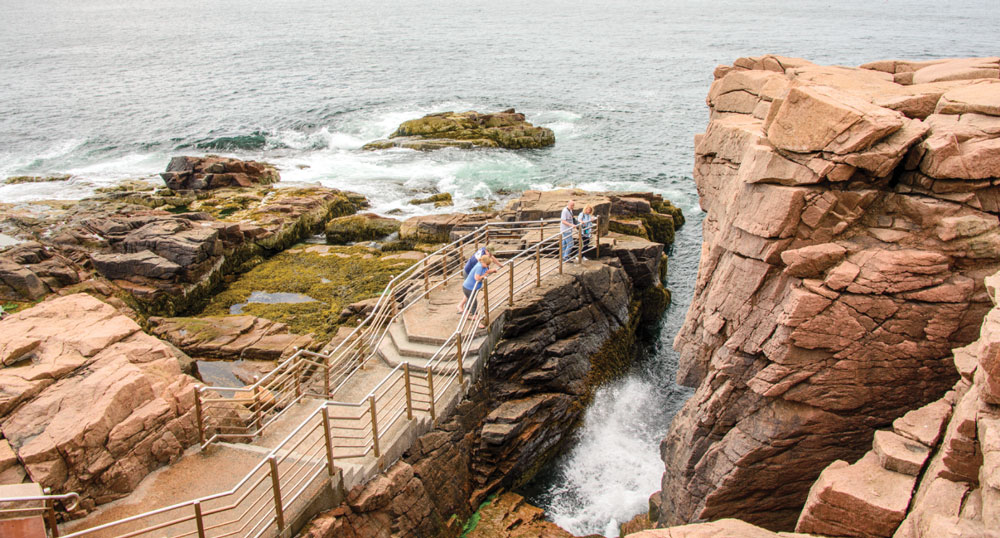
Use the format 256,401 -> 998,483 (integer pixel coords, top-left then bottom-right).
0,152 -> 682,535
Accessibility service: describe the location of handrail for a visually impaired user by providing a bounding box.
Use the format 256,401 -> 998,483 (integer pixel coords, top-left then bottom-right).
48,215 -> 601,538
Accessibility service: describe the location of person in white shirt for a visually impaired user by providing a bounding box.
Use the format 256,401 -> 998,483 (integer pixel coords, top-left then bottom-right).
578,204 -> 594,256
560,200 -> 576,262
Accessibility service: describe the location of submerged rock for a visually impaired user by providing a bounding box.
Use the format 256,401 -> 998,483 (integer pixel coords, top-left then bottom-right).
656,54 -> 1000,530
159,156 -> 279,190
363,109 -> 555,151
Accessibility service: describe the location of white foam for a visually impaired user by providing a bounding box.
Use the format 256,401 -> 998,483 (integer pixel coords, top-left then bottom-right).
542,376 -> 664,537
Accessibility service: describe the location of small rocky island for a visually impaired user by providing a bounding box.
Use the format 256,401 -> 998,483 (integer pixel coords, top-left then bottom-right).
362,108 -> 556,150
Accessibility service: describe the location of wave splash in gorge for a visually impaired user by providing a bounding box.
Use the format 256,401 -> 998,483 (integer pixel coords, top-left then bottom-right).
528,376 -> 665,537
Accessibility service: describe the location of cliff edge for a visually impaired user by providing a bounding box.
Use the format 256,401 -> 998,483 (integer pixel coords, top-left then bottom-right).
656,55 -> 1000,529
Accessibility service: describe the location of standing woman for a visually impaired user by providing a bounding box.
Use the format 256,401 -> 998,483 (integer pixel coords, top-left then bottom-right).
578,205 -> 594,256
457,253 -> 498,328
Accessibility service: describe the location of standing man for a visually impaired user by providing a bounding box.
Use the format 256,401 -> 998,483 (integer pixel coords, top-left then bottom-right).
560,199 -> 576,262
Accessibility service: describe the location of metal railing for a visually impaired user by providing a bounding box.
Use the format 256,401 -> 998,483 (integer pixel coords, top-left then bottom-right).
0,491 -> 78,538
43,216 -> 601,538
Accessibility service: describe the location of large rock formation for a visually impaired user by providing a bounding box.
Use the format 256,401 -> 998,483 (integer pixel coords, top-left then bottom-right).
0,294 -> 201,512
0,182 -> 366,316
301,230 -> 672,537
657,56 -> 1000,530
794,267 -> 1000,538
159,156 -> 279,190
363,109 -> 555,150
148,315 -> 314,361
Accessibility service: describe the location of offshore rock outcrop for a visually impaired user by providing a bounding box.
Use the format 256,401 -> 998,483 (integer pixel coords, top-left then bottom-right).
159,155 -> 279,191
362,109 -> 555,151
657,56 -> 1000,530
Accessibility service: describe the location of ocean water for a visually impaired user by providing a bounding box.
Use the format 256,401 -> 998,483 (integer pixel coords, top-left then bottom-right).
2,0 -> 997,534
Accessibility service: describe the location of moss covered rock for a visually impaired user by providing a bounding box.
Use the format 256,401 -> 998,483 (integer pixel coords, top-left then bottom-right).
408,192 -> 453,207
199,244 -> 421,343
325,213 -> 401,244
3,174 -> 71,185
363,109 -> 555,151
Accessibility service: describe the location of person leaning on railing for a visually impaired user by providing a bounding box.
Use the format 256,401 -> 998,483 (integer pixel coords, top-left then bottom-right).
462,245 -> 491,278
578,204 -> 594,255
457,253 -> 498,328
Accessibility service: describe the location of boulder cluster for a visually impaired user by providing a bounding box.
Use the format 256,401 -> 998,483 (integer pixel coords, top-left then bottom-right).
656,55 -> 1000,533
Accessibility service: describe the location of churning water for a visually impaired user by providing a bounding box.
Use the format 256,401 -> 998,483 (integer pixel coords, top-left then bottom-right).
2,0 -> 997,534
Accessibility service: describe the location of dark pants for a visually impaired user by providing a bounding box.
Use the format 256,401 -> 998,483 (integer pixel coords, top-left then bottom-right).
462,286 -> 478,314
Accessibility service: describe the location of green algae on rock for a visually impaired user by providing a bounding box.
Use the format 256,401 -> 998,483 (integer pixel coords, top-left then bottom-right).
199,244 -> 421,342
363,109 -> 555,151
408,192 -> 454,207
324,213 -> 401,245
3,174 -> 72,185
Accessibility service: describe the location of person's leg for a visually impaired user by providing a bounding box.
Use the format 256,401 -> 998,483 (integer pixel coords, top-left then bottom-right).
562,231 -> 572,260
458,287 -> 470,313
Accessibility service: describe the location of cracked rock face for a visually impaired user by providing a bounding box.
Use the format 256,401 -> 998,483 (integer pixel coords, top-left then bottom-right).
657,55 -> 1000,530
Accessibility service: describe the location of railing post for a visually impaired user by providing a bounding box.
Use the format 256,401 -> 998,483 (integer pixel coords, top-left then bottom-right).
268,456 -> 285,531
427,370 -> 437,422
323,354 -> 330,396
404,363 -> 414,420
355,337 -> 366,371
45,497 -> 60,538
423,259 -> 430,293
321,407 -> 336,476
539,222 -> 543,242
369,395 -> 381,458
294,361 -> 301,398
577,225 -> 584,264
194,501 -> 206,538
508,260 -> 514,306
253,380 -> 263,435
441,251 -> 448,288
194,386 -> 206,445
596,217 -> 601,257
482,278 -> 490,327
456,337 -> 465,385
558,241 -> 564,274
535,243 -> 541,287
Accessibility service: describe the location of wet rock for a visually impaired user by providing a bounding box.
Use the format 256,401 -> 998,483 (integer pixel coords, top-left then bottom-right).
325,213 -> 401,245
408,192 -> 454,207
0,294 -> 201,509
464,492 -> 573,538
363,109 -> 555,150
159,156 -> 279,190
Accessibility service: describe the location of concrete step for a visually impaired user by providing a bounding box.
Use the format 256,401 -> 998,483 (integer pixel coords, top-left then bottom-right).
376,336 -> 475,375
389,322 -> 445,359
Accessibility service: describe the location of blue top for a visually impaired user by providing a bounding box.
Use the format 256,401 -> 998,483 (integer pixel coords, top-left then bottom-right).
579,212 -> 593,238
464,247 -> 487,274
463,261 -> 488,291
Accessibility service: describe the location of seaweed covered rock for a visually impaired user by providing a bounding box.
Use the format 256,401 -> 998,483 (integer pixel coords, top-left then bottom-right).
0,294 -> 201,511
0,186 -> 367,316
159,156 -> 279,190
325,213 -> 401,245
363,109 -> 555,151
408,192 -> 454,207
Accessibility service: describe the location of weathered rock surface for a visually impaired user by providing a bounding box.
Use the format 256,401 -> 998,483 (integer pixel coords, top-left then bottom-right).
363,109 -> 555,150
325,213 -> 401,245
464,492 -> 573,538
148,315 -> 314,361
793,266 -> 1000,537
657,55 -> 1000,530
159,156 -> 279,190
0,185 -> 366,316
301,233 -> 670,537
0,294 -> 202,511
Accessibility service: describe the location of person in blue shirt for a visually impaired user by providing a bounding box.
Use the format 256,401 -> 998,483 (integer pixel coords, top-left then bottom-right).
462,246 -> 490,278
578,204 -> 594,256
457,253 -> 497,327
